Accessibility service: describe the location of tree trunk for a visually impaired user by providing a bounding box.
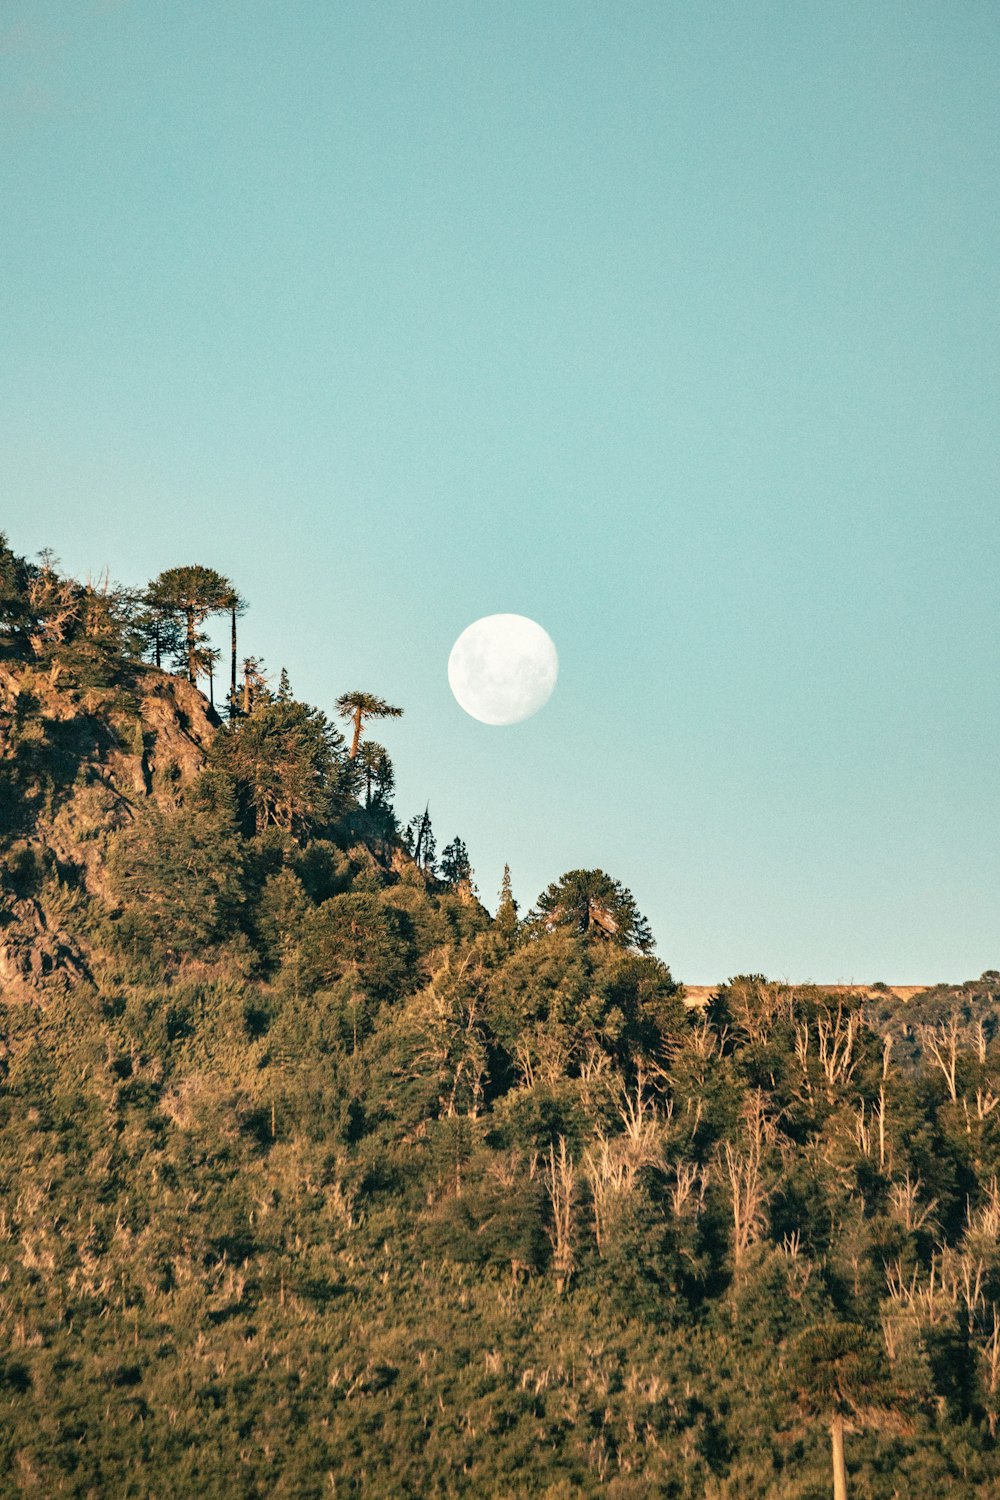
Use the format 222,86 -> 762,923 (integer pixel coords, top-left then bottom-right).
350,707 -> 363,759
830,1413 -> 848,1500
185,605 -> 196,683
230,606 -> 238,717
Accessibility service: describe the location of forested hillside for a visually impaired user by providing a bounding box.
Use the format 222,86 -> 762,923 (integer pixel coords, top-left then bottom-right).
2,533 -> 1000,1498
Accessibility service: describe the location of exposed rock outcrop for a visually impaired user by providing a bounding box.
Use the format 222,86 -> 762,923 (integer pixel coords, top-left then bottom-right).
0,894 -> 91,993
0,660 -> 220,996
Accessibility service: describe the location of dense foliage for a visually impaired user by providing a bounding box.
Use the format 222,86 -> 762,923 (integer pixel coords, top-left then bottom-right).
2,534 -> 999,1497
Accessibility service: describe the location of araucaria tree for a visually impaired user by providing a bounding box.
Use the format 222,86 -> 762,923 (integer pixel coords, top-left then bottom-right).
530,868 -> 654,952
440,836 -> 473,888
0,532 -> 34,646
789,1321 -> 893,1500
210,698 -> 349,837
356,740 -> 395,810
335,690 -> 403,759
221,586 -> 248,716
146,565 -> 238,686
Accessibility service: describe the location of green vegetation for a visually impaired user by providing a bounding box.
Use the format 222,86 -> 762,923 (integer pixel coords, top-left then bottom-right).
1,532 -> 1000,1496
336,691 -> 404,761
146,565 -> 238,689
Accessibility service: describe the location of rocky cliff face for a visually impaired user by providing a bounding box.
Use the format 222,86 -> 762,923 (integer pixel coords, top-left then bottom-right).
0,659 -> 219,996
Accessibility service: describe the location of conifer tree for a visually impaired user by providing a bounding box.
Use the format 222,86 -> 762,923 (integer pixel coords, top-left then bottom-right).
335,690 -> 403,759
440,836 -> 473,888
0,532 -> 32,646
210,696 -> 349,836
130,597 -> 184,669
222,588 -> 247,716
789,1322 -> 892,1500
193,644 -> 222,710
356,740 -> 394,810
241,656 -> 269,715
146,565 -> 238,686
530,869 -> 654,952
405,806 -> 436,871
495,863 -> 519,941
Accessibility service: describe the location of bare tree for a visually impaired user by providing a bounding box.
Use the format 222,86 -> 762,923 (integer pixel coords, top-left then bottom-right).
918,1015 -> 962,1103
26,557 -> 79,655
720,1091 -> 777,1267
544,1137 -> 576,1294
794,1003 -> 858,1099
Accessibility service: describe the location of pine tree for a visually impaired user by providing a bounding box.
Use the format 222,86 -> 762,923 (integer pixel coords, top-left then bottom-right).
789,1321 -> 893,1500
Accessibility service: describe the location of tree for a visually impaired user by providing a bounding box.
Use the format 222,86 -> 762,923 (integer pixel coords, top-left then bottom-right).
788,1321 -> 893,1500
495,864 -> 519,942
486,931 -> 673,1085
356,740 -> 394,810
193,644 -> 222,711
411,949 -> 492,1118
440,836 -> 473,888
404,806 -> 436,872
544,1137 -> 578,1293
0,533 -> 34,647
221,587 -> 247,717
24,552 -> 80,655
241,655 -> 270,715
297,893 -> 416,1002
146,565 -> 237,686
721,1090 -> 777,1267
530,869 -> 654,952
335,690 -> 403,759
106,799 -> 245,959
128,593 -> 184,669
210,697 -> 349,837
255,867 -> 311,970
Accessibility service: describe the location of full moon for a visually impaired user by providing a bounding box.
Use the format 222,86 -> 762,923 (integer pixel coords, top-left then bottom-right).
448,614 -> 558,726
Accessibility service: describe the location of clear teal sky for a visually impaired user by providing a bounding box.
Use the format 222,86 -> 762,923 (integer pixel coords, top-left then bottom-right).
3,2 -> 998,982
